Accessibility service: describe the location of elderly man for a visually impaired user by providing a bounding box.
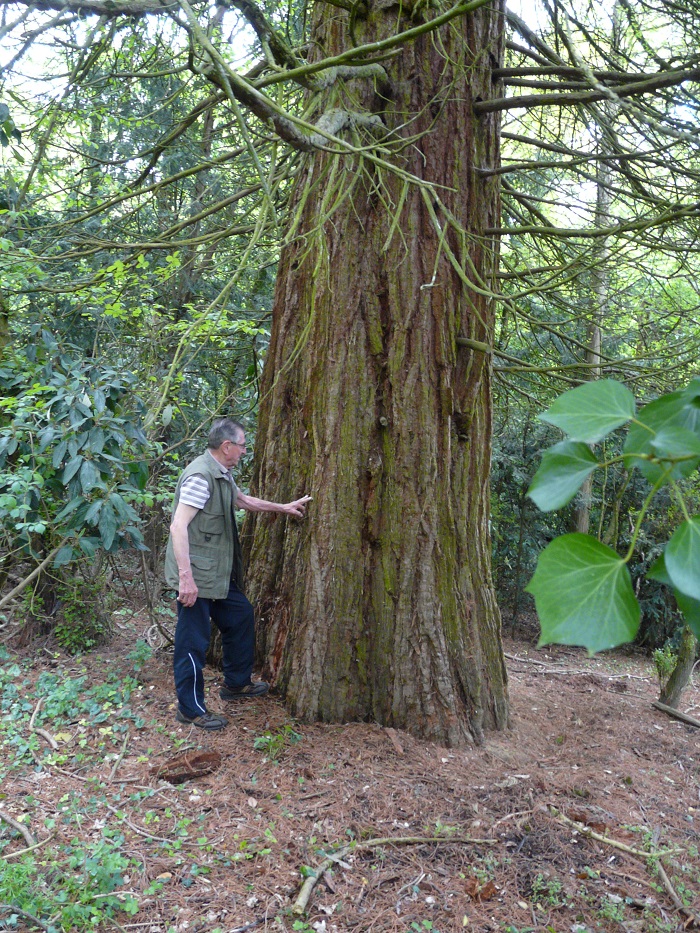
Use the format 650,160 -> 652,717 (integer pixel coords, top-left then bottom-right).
164,418 -> 311,730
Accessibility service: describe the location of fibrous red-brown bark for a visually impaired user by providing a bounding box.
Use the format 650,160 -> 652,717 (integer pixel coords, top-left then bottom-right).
242,0 -> 508,745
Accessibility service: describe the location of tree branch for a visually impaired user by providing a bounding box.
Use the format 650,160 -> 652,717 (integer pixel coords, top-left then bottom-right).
475,63 -> 700,114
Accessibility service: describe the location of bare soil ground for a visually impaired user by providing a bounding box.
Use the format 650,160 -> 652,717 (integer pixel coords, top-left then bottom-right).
2,619 -> 700,933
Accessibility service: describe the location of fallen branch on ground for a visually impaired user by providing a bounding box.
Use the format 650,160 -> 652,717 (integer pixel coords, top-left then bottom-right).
549,806 -> 697,926
109,732 -> 130,781
29,698 -> 59,749
548,806 -> 679,859
1,833 -> 54,862
292,834 -> 498,915
505,655 -> 649,680
656,859 -> 700,926
652,701 -> 700,728
0,807 -> 36,848
0,905 -> 50,931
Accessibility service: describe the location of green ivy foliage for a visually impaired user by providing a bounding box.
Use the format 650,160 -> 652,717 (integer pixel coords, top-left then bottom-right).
526,378 -> 700,653
0,328 -> 150,567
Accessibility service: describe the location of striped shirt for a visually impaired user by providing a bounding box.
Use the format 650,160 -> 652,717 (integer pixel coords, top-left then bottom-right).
179,452 -> 238,510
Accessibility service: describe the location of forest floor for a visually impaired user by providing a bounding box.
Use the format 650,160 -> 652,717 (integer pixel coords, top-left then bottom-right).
2,615 -> 700,933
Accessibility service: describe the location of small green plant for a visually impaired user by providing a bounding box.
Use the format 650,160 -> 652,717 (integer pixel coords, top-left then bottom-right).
653,643 -> 677,686
127,639 -> 154,672
253,724 -> 302,762
598,895 -> 626,922
0,842 -> 139,931
54,574 -> 112,654
530,873 -> 567,908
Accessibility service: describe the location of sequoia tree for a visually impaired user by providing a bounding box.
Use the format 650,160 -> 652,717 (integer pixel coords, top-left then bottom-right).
241,0 -> 509,745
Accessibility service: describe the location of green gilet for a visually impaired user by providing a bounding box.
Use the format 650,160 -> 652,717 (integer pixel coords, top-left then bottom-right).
164,453 -> 244,600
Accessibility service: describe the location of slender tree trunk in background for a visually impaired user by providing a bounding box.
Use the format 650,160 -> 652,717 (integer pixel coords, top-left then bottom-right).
242,0 -> 509,745
0,291 -> 9,352
659,625 -> 698,709
574,146 -> 611,535
510,420 -> 531,628
575,2 -> 620,536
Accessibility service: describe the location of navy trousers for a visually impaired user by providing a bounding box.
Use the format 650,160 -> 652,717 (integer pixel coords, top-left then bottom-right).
173,583 -> 255,718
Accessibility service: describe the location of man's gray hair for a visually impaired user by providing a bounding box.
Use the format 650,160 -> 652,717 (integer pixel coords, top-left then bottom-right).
208,418 -> 245,449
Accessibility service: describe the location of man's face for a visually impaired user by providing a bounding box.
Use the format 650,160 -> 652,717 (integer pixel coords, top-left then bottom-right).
220,432 -> 247,469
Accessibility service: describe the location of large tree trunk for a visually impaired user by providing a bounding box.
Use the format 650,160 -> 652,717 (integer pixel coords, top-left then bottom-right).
242,0 -> 509,745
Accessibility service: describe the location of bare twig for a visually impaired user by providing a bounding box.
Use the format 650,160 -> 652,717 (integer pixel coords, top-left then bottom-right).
1,833 -> 55,862
109,733 -> 130,781
548,806 -> 679,859
29,698 -> 59,749
0,808 -> 36,848
656,860 -> 700,926
505,654 -> 649,680
0,905 -> 50,931
292,834 -> 497,915
0,537 -> 70,612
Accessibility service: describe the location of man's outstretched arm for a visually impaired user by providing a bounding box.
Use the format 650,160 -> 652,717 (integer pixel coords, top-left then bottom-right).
236,492 -> 312,518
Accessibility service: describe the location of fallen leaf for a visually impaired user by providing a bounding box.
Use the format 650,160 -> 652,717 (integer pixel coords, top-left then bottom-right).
465,878 -> 497,901
247,797 -> 258,808
465,877 -> 480,898
478,881 -> 498,900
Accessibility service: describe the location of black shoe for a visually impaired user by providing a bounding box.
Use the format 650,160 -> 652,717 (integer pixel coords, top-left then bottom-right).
220,680 -> 270,700
176,709 -> 228,730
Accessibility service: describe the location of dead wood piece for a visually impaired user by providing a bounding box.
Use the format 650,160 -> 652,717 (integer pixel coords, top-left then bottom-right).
652,700 -> 700,729
150,750 -> 222,784
384,727 -> 404,756
0,806 -> 36,848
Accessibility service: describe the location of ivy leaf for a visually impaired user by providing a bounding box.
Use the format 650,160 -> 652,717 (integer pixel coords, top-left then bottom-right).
527,441 -> 598,511
537,380 -> 636,443
650,426 -> 700,463
665,518 -> 700,602
624,391 -> 700,484
648,552 -> 700,639
526,534 -> 640,654
680,377 -> 700,406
